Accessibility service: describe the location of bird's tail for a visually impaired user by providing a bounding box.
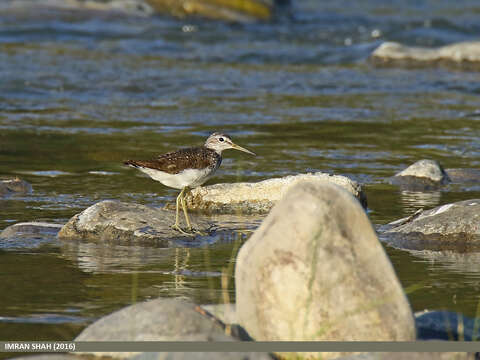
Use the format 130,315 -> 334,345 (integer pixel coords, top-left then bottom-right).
123,160 -> 140,168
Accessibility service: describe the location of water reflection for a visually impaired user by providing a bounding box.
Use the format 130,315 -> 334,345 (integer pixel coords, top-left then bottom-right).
404,249 -> 480,276
399,190 -> 442,214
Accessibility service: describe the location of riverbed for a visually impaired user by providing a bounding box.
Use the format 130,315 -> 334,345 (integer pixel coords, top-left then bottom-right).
1,0 -> 479,343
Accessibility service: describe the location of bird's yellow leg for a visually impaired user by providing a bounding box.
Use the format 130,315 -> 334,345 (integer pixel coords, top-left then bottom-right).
180,187 -> 193,231
171,188 -> 194,236
180,187 -> 207,236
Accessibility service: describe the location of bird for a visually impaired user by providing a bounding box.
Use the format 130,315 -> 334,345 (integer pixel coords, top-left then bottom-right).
124,132 -> 255,236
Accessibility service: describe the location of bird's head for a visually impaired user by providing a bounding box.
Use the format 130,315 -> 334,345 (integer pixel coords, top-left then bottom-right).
204,132 -> 256,156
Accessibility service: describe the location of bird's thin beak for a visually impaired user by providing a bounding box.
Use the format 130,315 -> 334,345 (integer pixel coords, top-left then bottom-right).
231,143 -> 256,156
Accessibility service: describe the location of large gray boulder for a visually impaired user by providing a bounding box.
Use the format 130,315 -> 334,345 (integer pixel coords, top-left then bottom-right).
75,298 -> 237,359
380,199 -> 480,251
58,200 -> 213,245
235,182 -> 415,358
178,172 -> 367,214
0,177 -> 32,196
389,159 -> 450,191
57,199 -> 263,246
371,41 -> 480,69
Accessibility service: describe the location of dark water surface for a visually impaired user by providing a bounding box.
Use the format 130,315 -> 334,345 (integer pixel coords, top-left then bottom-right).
1,0 -> 480,342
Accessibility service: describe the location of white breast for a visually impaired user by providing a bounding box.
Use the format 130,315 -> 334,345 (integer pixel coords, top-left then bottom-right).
138,166 -> 216,190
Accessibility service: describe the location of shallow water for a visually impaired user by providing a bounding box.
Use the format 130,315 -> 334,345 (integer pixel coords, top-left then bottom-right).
1,0 -> 480,343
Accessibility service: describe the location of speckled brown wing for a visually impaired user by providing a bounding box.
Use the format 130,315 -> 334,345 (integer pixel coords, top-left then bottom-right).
124,147 -> 221,175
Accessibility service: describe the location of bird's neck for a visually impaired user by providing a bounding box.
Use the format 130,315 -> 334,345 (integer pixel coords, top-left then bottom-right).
204,145 -> 223,155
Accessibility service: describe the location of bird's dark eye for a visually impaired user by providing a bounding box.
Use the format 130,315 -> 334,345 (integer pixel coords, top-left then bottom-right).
219,137 -> 224,142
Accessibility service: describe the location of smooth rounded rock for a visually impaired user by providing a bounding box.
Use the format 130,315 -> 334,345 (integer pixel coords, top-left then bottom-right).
0,177 -> 32,196
371,41 -> 480,69
75,298 -> 236,359
235,182 -> 415,357
0,222 -> 62,238
380,199 -> 480,251
177,172 -> 367,215
58,200 -> 212,245
390,159 -> 450,191
1,0 -> 154,17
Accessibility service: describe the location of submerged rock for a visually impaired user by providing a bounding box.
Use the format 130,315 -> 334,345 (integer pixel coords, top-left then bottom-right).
371,41 -> 480,69
235,182 -> 415,358
2,0 -> 155,17
58,200 -> 213,245
416,310 -> 478,341
0,222 -> 62,238
380,199 -> 480,251
75,298 -> 239,359
390,159 -> 450,191
0,177 -> 32,196
445,168 -> 480,184
176,172 -> 367,215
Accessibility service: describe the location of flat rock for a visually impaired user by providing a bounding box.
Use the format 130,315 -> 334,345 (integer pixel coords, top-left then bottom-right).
371,41 -> 480,69
75,298 -> 237,359
415,310 -> 477,341
0,222 -> 62,238
58,200 -> 214,245
379,199 -> 480,251
235,182 -> 415,359
390,159 -> 450,191
1,0 -> 155,17
177,172 -> 367,215
0,177 -> 32,196
445,168 -> 480,184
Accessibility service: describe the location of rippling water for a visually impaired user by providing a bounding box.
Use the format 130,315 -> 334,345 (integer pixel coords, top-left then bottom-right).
1,0 -> 480,343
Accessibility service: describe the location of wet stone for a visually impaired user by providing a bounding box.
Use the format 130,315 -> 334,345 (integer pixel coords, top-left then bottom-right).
75,297 -> 239,359
371,41 -> 480,69
379,199 -> 480,251
57,200 -> 214,245
235,182 -> 415,359
415,310 -> 478,341
445,168 -> 480,184
389,159 -> 450,191
0,177 -> 32,196
176,172 -> 367,215
0,222 -> 62,238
